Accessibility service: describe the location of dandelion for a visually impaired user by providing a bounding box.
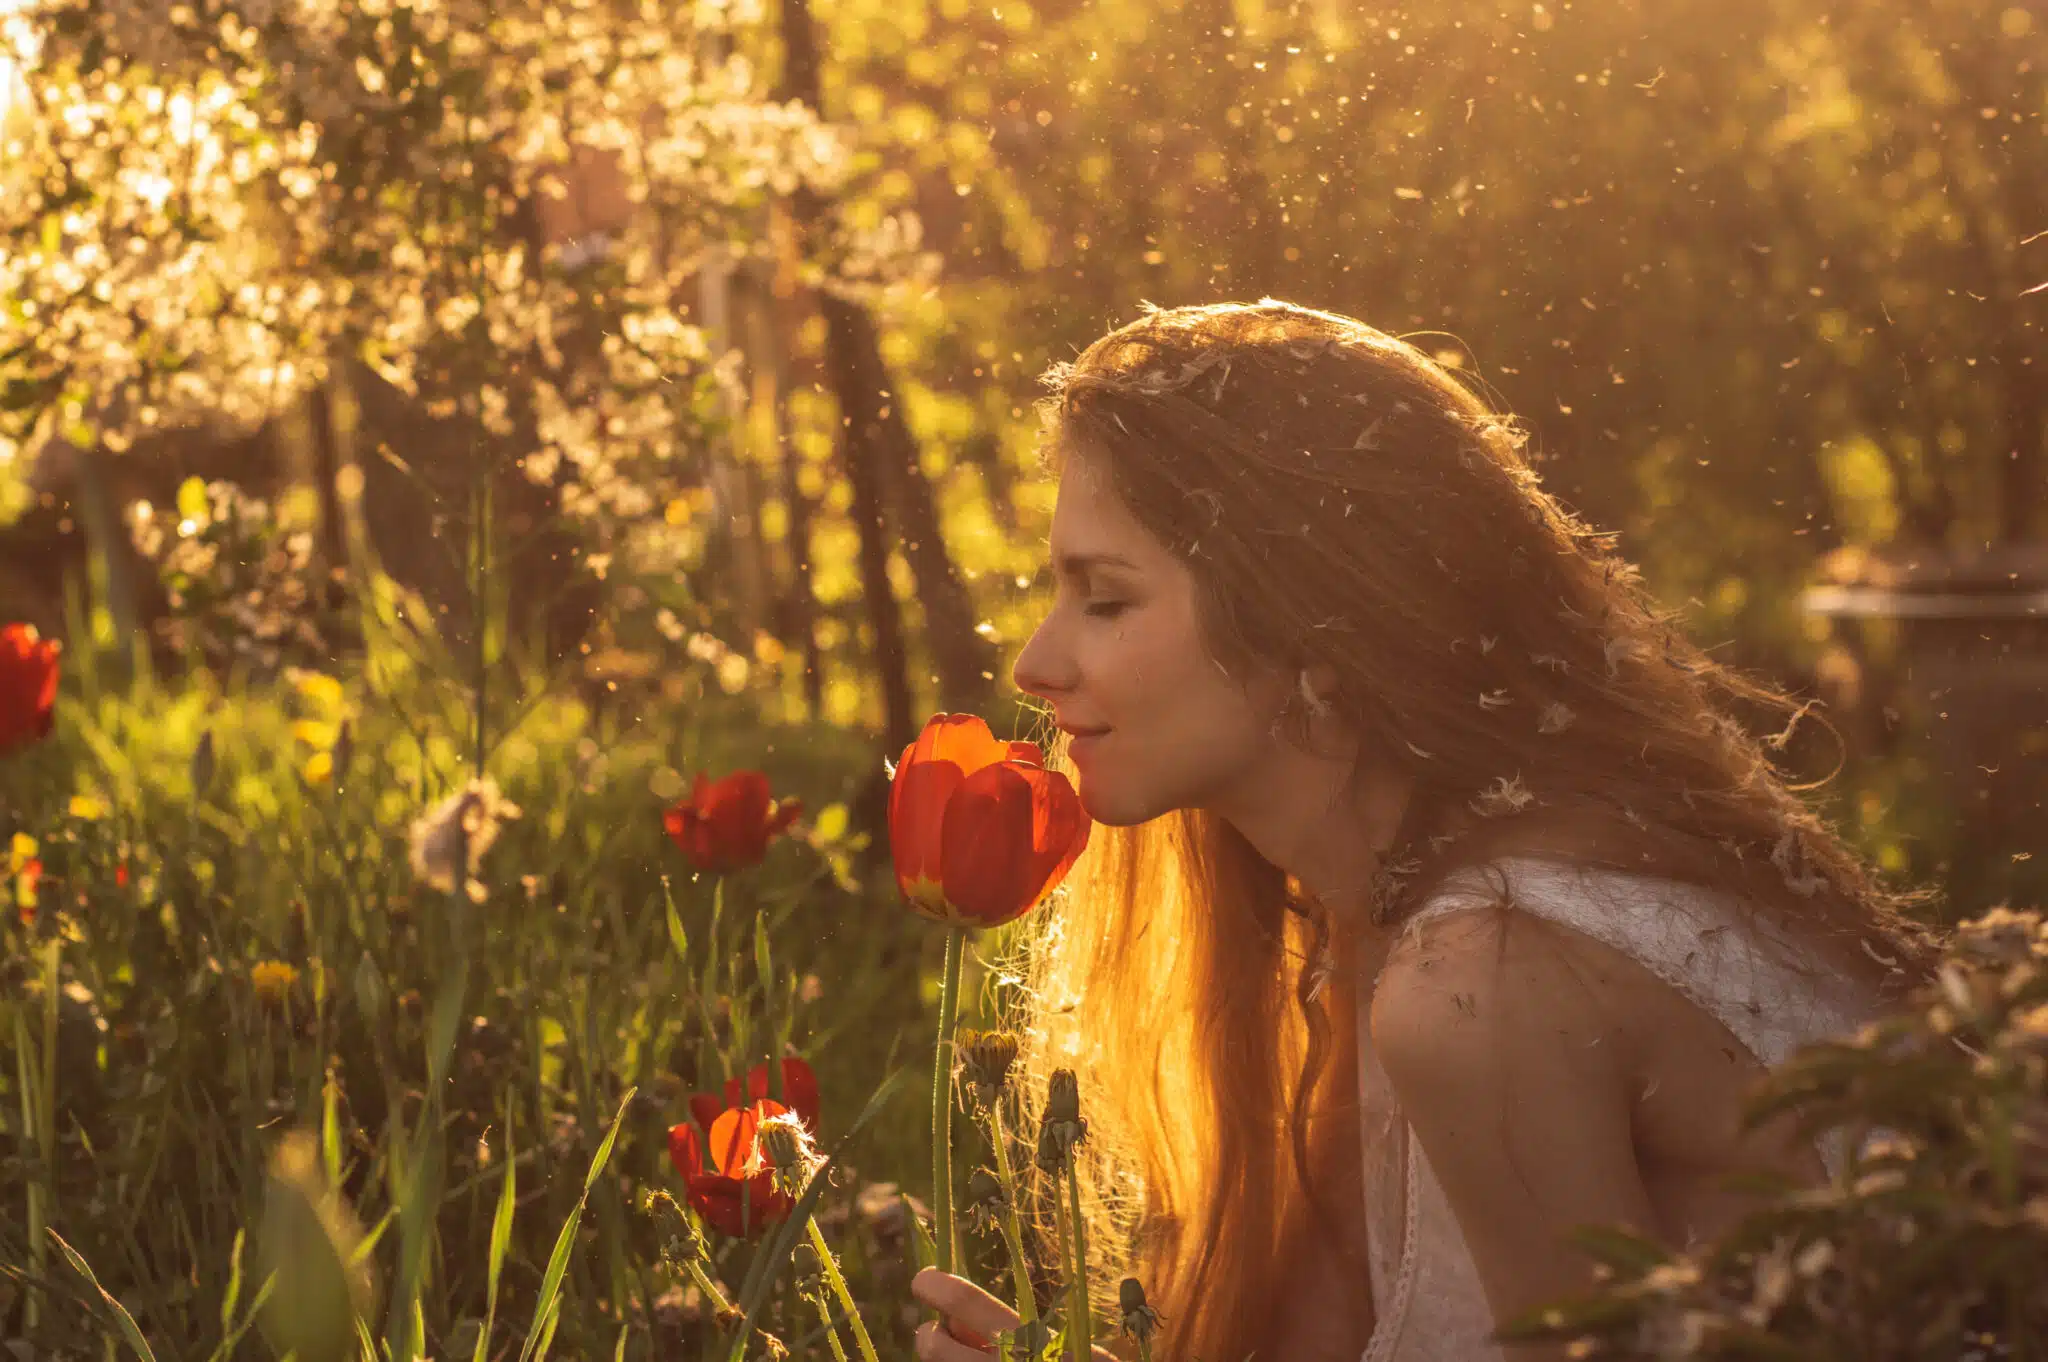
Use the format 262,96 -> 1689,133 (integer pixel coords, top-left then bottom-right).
406,776 -> 523,902
251,959 -> 300,1005
962,1167 -> 1007,1237
1035,1069 -> 1088,1176
1119,1277 -> 1164,1360
957,1027 -> 1021,1106
755,1110 -> 820,1198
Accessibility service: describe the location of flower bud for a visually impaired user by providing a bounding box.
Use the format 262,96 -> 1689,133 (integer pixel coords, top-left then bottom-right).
963,1166 -> 1007,1237
1118,1277 -> 1163,1342
959,1027 -> 1021,1101
757,1114 -> 806,1172
1045,1068 -> 1081,1125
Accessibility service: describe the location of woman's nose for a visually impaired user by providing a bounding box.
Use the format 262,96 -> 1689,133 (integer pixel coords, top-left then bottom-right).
1011,615 -> 1073,699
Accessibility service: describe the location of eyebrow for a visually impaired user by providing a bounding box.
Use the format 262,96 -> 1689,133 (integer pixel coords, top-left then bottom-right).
1054,552 -> 1138,578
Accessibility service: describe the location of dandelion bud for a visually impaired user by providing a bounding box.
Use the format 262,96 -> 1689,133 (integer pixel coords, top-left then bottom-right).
1035,1072 -> 1088,1176
1118,1277 -> 1163,1343
958,1027 -> 1021,1101
641,1188 -> 709,1267
963,1166 -> 1006,1236
755,1111 -> 817,1196
757,1113 -> 807,1172
1045,1069 -> 1081,1125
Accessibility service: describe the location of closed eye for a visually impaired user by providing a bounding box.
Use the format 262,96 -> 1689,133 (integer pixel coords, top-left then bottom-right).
1084,600 -> 1130,620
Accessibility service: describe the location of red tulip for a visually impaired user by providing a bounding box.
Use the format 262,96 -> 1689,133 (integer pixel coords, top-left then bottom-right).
0,623 -> 60,753
688,1056 -> 822,1134
668,1098 -> 793,1239
889,713 -> 1090,928
668,1057 -> 821,1239
662,770 -> 802,873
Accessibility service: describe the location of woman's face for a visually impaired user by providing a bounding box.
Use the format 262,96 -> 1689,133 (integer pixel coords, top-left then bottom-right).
1012,451 -> 1289,826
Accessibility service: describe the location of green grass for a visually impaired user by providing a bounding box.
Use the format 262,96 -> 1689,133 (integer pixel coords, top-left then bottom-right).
0,617 -> 977,1361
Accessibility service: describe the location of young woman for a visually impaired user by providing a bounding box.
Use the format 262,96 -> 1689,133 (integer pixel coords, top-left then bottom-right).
910,299 -> 1940,1362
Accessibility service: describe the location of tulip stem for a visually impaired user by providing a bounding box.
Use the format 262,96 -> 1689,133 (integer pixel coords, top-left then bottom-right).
805,1215 -> 881,1362
984,1101 -> 1039,1326
1066,1163 -> 1092,1362
932,925 -> 966,1273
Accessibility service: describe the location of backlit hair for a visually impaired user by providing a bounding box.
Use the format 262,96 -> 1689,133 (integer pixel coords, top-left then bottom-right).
995,299 -> 1941,1362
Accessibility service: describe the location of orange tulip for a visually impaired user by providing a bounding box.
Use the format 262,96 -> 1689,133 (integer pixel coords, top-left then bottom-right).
889,713 -> 1090,928
0,623 -> 60,753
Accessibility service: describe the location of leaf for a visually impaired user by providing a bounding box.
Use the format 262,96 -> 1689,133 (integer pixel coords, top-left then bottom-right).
48,1229 -> 159,1362
516,1087 -> 635,1362
662,877 -> 689,964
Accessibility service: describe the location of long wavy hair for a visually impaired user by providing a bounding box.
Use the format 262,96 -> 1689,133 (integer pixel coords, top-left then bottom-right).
993,299 -> 1943,1362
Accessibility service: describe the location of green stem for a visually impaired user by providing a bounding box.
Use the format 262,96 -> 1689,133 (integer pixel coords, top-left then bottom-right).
1065,1163 -> 1091,1362
1137,1337 -> 1152,1362
14,1007 -> 43,1333
804,1215 -> 880,1362
931,926 -> 966,1273
810,1291 -> 850,1362
1053,1191 -> 1074,1360
685,1260 -> 733,1317
984,1102 -> 1038,1326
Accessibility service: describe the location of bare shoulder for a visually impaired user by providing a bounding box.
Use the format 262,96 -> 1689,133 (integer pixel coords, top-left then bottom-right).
1369,901 -> 1643,1076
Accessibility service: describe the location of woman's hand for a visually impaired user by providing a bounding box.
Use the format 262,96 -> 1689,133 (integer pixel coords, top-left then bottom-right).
910,1268 -> 1120,1362
911,1268 -> 1010,1359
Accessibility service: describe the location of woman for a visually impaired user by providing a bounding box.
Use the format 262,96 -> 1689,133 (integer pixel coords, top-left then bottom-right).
910,299 -> 1939,1362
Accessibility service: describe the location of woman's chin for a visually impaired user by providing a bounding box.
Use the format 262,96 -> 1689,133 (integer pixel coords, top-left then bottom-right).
1079,781 -> 1168,828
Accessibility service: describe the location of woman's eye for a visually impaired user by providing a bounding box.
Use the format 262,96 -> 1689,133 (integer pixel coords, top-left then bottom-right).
1084,600 -> 1129,620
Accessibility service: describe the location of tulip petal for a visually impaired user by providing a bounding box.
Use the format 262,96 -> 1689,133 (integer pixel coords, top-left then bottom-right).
687,1169 -> 792,1239
888,715 -> 1005,904
1005,741 -> 1044,767
938,760 -> 1091,927
669,1121 -> 705,1178
689,1090 -> 726,1134
740,1057 -> 822,1130
707,1098 -> 789,1179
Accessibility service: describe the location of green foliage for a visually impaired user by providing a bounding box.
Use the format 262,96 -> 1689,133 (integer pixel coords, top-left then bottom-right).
0,620 -> 933,1359
1499,906 -> 2048,1359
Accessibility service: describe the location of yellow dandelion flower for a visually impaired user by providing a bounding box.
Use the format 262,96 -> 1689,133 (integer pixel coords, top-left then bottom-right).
8,832 -> 37,875
252,960 -> 301,1004
69,792 -> 111,821
302,750 -> 334,785
292,718 -> 340,749
293,671 -> 344,712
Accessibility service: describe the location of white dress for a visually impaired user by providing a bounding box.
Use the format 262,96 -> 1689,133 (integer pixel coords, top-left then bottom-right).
1354,855 -> 1885,1362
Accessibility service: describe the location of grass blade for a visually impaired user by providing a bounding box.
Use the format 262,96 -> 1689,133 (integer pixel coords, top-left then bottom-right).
515,1087 -> 635,1362
472,1119 -> 518,1362
218,1229 -> 246,1335
661,877 -> 689,964
48,1229 -> 159,1362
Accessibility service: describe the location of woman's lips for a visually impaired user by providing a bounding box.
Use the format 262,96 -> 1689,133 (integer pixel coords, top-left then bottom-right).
1068,730 -> 1108,761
